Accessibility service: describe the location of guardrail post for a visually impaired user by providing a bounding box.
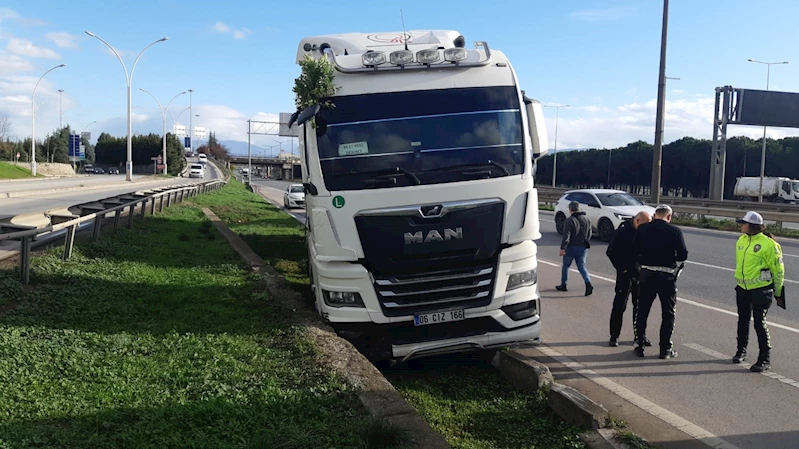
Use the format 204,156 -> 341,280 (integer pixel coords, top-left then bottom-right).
141,199 -> 148,219
150,197 -> 156,215
113,210 -> 121,232
159,195 -> 165,212
19,236 -> 31,284
93,216 -> 102,241
127,205 -> 135,229
63,224 -> 77,261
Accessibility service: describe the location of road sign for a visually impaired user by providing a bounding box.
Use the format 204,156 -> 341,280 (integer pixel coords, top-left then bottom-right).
184,137 -> 191,148
68,134 -> 81,161
279,112 -> 299,137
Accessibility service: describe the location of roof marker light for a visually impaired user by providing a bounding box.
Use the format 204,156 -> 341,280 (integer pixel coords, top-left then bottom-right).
362,51 -> 386,66
390,50 -> 414,65
444,48 -> 468,62
416,48 -> 440,64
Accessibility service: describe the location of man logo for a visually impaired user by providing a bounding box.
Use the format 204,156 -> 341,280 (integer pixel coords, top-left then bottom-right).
404,227 -> 463,244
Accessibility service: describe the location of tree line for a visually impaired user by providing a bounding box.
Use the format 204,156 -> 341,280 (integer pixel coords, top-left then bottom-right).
535,136 -> 799,198
0,114 -> 95,167
196,132 -> 232,161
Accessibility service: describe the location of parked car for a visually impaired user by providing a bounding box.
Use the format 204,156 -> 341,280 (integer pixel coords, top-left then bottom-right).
94,167 -> 105,174
283,184 -> 305,209
554,189 -> 656,242
108,168 -> 120,174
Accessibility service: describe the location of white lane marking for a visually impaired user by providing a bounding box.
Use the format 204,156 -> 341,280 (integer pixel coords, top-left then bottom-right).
684,343 -> 799,389
681,260 -> 799,285
538,345 -> 740,449
538,259 -> 799,335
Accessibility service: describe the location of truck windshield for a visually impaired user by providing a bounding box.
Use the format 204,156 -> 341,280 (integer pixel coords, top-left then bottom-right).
315,86 -> 524,191
793,182 -> 799,192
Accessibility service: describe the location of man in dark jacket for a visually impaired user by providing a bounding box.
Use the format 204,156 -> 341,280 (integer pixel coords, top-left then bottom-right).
606,211 -> 653,347
632,204 -> 688,359
556,201 -> 593,296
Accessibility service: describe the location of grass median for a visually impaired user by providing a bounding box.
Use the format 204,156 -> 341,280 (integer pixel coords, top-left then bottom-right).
0,162 -> 37,179
192,180 -> 589,449
0,200 -> 390,448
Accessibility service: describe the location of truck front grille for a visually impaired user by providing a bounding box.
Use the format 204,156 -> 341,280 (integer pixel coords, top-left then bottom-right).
373,261 -> 496,317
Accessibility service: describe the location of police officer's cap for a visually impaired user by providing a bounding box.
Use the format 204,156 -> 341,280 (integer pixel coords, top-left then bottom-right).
736,210 -> 764,225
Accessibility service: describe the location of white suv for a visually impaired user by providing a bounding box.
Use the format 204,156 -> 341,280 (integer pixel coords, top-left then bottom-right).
554,189 -> 656,242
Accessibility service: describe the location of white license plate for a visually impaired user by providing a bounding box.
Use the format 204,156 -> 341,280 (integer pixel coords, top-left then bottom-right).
413,309 -> 465,326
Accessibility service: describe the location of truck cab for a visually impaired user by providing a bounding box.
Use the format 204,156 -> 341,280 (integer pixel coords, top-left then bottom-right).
292,30 -> 549,363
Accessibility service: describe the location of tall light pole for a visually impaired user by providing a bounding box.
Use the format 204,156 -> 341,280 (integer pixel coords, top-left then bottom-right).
140,88 -> 186,174
196,114 -> 201,150
58,89 -> 64,129
31,64 -> 65,176
188,89 -> 194,155
544,104 -> 569,187
651,0 -> 669,204
85,31 -> 168,181
748,59 -> 789,202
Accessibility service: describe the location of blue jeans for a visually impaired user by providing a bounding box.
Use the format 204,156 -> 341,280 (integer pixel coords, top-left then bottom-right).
561,246 -> 591,286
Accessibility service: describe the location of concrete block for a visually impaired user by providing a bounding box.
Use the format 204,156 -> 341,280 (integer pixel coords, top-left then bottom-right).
492,350 -> 554,393
548,383 -> 610,431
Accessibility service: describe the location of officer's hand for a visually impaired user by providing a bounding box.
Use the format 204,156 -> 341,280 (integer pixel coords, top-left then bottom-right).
559,249 -> 565,257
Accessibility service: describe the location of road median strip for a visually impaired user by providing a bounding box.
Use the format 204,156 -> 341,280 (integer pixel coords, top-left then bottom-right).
0,188 -> 415,448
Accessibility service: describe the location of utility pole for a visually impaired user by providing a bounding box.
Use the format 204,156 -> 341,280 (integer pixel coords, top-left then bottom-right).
748,59 -> 789,202
650,0 -> 669,204
58,89 -> 64,128
544,104 -> 569,187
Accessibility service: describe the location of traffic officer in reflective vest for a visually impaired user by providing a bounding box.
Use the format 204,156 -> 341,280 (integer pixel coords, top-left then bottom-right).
733,211 -> 785,372
632,204 -> 688,359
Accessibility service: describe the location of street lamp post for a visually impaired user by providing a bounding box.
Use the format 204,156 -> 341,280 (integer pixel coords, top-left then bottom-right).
140,88 -> 186,175
85,31 -> 168,181
82,121 -> 97,134
58,89 -> 64,128
188,89 -> 194,155
651,0 -> 670,204
31,64 -> 65,176
544,104 -> 569,187
748,58 -> 789,202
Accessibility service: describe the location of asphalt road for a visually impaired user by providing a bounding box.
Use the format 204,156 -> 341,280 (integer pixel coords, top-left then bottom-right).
254,178 -> 799,449
1,158 -> 218,219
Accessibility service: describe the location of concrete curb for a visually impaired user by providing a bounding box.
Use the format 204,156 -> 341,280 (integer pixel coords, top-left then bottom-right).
0,174 -> 90,183
201,207 -> 452,449
0,177 -> 175,199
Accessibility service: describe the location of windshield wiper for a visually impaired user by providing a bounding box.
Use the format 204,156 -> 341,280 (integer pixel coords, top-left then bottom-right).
421,160 -> 510,177
333,167 -> 421,186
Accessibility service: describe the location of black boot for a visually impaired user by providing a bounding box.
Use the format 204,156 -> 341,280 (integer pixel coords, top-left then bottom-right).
659,348 -> 678,359
585,282 -> 593,296
733,348 -> 747,364
609,337 -> 619,347
556,284 -> 567,291
750,353 -> 770,372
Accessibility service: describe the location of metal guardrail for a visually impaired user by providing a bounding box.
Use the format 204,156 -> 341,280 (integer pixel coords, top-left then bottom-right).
0,179 -> 227,284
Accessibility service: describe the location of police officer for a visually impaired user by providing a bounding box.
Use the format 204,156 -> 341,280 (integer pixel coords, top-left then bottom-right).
632,204 -> 688,359
733,211 -> 785,372
606,211 -> 653,347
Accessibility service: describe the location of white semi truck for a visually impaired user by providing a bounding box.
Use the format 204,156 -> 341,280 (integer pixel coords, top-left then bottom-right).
733,176 -> 799,203
290,30 -> 549,363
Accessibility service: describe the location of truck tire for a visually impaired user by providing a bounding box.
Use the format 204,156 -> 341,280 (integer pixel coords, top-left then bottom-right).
555,212 -> 566,235
774,197 -> 787,203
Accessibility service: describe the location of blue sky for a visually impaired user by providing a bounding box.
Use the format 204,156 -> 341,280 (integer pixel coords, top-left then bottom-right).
2,0 -> 799,154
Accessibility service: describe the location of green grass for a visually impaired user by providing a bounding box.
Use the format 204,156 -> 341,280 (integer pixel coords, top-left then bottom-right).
670,214 -> 799,239
0,162 -> 37,179
383,356 -> 587,449
0,203 -> 387,449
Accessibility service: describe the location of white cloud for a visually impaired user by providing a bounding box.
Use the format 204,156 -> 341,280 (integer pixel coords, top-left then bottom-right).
212,21 -> 251,40
0,74 -> 75,139
45,31 -> 79,49
212,22 -> 230,33
570,7 -> 637,21
0,53 -> 35,74
546,96 -> 798,150
7,38 -> 60,59
0,7 -> 46,25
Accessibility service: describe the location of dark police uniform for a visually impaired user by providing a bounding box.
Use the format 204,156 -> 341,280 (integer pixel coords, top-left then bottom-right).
632,211 -> 688,358
606,218 -> 648,347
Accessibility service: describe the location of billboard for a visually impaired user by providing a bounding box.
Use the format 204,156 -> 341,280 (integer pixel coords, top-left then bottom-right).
278,112 -> 299,137
735,88 -> 799,128
173,124 -> 186,137
194,126 -> 206,138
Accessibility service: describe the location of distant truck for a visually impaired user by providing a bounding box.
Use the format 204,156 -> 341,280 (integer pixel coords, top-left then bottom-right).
733,176 -> 799,203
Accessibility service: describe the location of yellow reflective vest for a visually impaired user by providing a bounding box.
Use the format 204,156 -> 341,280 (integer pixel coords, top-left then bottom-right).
735,232 -> 785,296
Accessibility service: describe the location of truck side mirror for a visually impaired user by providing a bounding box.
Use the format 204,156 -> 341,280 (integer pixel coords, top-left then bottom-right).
523,94 -> 548,160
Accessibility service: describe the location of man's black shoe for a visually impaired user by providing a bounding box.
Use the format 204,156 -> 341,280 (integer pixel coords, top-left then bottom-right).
733,348 -> 747,364
634,337 -> 652,348
659,348 -> 678,359
556,284 -> 567,292
585,283 -> 593,296
634,347 -> 645,357
750,360 -> 770,372
609,337 -> 619,347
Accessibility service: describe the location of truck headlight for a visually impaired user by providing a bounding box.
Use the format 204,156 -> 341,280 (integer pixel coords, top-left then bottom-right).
507,268 -> 537,291
323,290 -> 365,308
